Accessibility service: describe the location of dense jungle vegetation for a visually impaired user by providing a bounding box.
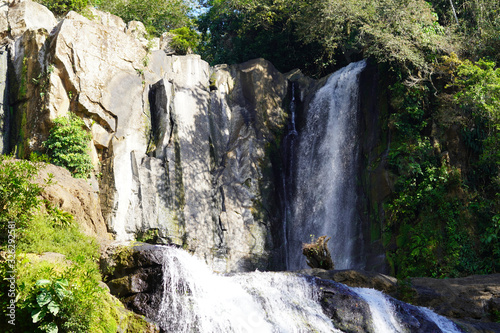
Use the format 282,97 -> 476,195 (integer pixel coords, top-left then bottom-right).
20,0 -> 500,279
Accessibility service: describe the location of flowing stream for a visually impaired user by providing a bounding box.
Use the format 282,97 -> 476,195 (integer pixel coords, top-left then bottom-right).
156,246 -> 341,333
154,246 -> 463,333
287,60 -> 367,270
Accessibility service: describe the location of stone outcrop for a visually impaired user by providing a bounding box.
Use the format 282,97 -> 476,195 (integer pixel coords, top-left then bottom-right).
100,242 -> 166,320
36,163 -> 110,239
6,0 -> 57,39
315,277 -> 459,333
410,274 -> 500,324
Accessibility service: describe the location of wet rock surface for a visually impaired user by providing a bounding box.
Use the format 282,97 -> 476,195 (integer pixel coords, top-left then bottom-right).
305,268 -> 500,332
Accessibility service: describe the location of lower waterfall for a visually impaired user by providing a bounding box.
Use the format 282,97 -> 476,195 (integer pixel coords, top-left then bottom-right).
287,60 -> 367,270
156,246 -> 341,332
152,246 -> 464,333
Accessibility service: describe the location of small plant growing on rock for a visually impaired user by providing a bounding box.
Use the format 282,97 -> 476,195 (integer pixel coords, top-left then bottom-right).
44,113 -> 93,179
31,278 -> 70,333
302,235 -> 335,270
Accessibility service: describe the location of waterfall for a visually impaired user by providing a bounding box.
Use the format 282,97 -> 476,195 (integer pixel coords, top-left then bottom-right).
156,246 -> 341,333
287,60 -> 367,270
152,246 -> 464,333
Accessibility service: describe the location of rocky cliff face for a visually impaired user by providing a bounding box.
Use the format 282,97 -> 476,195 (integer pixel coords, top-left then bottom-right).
1,0 -> 289,272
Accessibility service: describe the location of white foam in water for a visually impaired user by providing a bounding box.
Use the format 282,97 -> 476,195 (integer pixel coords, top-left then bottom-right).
156,246 -> 342,333
419,306 -> 462,333
352,287 -> 405,333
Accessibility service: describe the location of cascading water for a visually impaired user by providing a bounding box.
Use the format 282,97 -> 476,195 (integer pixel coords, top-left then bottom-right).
287,60 -> 367,270
281,82 -> 299,270
156,246 -> 341,333
153,246 -> 464,333
351,287 -> 463,333
352,287 -> 405,332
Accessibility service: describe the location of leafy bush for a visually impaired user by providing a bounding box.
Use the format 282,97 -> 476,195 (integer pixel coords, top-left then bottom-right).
98,0 -> 191,36
43,113 -> 93,179
30,278 -> 71,333
170,27 -> 200,55
0,155 -> 46,239
383,55 -> 500,278
35,0 -> 95,15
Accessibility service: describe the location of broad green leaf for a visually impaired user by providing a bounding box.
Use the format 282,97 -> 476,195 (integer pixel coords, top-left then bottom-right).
37,290 -> 52,307
35,279 -> 51,286
55,279 -> 69,287
45,322 -> 58,333
31,308 -> 47,323
47,301 -> 60,316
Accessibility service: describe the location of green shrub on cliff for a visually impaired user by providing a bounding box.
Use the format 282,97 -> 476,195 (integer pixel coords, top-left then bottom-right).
170,27 -> 200,55
0,155 -> 46,239
43,113 -> 93,179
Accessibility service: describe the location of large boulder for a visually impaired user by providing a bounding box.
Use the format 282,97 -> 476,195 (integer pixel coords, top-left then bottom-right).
36,163 -> 111,239
100,242 -> 166,320
0,1 -> 8,40
300,268 -> 398,294
6,0 -> 57,39
410,274 -> 500,322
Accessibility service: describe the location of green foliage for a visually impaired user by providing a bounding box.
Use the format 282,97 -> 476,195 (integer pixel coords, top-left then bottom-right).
18,213 -> 98,260
98,0 -> 191,36
198,0 -> 455,76
198,0 -> 328,75
388,83 -> 429,138
294,0 -> 452,74
35,0 -> 95,15
170,27 -> 200,55
0,212 -> 121,333
384,56 -> 500,278
136,228 -> 161,244
31,278 -> 70,333
0,155 -> 46,238
385,136 -> 470,278
43,113 -> 93,179
452,58 -> 500,126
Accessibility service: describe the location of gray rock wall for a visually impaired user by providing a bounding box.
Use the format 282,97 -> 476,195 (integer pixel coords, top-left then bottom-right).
1,1 -> 289,272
